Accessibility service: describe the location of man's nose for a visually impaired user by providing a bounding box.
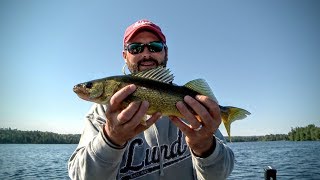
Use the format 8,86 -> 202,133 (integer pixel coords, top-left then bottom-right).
141,46 -> 152,58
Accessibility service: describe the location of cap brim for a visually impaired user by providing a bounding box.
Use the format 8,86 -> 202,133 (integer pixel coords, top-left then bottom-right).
124,25 -> 166,44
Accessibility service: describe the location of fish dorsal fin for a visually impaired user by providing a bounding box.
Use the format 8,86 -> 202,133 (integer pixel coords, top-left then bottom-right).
184,79 -> 218,103
132,66 -> 174,84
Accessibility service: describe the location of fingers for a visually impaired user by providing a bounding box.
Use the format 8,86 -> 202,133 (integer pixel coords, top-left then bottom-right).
104,100 -> 153,146
135,112 -> 162,132
105,87 -> 161,146
117,101 -> 142,125
145,112 -> 162,126
176,100 -> 202,130
104,84 -> 153,145
175,95 -> 221,134
109,84 -> 136,112
121,101 -> 149,129
195,95 -> 222,127
171,95 -> 220,157
185,95 -> 213,125
169,116 -> 194,136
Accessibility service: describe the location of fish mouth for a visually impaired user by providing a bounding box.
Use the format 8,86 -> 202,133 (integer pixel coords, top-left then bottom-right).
73,84 -> 90,101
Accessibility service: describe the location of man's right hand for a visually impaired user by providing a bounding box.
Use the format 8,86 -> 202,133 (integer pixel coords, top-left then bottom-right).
104,84 -> 161,146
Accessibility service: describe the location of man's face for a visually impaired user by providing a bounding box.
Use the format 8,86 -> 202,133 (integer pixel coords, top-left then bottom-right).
123,31 -> 167,73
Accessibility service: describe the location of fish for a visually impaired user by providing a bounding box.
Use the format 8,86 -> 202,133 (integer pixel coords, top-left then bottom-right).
73,66 -> 250,140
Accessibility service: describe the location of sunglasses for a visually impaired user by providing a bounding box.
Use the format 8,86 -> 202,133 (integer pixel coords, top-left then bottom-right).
125,41 -> 166,54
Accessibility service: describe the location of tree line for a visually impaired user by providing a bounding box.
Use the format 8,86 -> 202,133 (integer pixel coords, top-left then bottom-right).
1,124 -> 319,144
0,128 -> 80,144
288,124 -> 320,141
225,124 -> 320,142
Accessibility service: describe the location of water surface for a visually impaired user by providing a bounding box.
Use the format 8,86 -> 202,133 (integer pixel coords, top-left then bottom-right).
0,141 -> 319,179
228,141 -> 320,179
0,144 -> 76,179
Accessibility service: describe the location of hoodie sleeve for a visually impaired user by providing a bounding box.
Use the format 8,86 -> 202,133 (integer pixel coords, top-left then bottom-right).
68,104 -> 127,180
191,130 -> 235,180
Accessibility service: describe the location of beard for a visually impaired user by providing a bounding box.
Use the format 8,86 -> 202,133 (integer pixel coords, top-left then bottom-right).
127,56 -> 168,73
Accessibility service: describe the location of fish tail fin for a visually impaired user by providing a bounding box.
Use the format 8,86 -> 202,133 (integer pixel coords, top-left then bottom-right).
222,119 -> 232,142
220,106 -> 251,142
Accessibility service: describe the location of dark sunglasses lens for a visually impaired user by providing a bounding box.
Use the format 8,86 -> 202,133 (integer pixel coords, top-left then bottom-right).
127,42 -> 164,54
128,43 -> 143,54
148,42 -> 164,52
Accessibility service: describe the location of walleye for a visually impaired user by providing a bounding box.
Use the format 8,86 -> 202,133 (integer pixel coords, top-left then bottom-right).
73,66 -> 250,140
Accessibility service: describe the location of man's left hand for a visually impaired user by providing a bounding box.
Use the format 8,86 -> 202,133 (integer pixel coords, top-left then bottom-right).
169,95 -> 221,157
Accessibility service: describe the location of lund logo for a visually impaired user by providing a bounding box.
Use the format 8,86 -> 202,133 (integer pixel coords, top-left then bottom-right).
120,130 -> 190,179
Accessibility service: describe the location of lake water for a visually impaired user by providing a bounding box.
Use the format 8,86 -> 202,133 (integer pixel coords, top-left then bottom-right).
0,141 -> 319,179
0,144 -> 77,180
228,141 -> 320,179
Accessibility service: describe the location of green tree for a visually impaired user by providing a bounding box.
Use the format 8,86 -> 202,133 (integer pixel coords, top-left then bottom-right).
288,124 -> 320,141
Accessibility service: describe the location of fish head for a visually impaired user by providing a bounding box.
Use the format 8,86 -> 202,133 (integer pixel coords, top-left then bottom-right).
73,80 -> 104,103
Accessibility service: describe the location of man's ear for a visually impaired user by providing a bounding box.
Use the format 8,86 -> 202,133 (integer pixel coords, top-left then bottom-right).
122,50 -> 127,61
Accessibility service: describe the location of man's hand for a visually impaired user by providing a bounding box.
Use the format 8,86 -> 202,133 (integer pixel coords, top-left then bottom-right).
170,95 -> 221,157
104,84 -> 161,146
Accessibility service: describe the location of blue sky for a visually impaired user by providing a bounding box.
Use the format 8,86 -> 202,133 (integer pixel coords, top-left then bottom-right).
1,0 -> 319,136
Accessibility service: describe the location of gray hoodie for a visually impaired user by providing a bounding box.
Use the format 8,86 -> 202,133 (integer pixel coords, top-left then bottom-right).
68,104 -> 234,180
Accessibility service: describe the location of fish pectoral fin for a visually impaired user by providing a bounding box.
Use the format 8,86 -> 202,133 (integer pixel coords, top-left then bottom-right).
183,79 -> 218,103
140,115 -> 148,126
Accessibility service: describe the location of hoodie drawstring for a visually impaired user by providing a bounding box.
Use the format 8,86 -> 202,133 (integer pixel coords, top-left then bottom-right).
152,124 -> 164,176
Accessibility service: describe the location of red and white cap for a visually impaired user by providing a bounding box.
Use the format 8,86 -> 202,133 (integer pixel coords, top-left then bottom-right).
123,19 -> 166,45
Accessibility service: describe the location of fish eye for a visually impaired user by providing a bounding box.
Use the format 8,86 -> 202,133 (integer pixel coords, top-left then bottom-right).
85,82 -> 93,89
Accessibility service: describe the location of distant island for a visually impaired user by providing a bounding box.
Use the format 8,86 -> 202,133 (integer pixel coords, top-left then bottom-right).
1,124 -> 319,144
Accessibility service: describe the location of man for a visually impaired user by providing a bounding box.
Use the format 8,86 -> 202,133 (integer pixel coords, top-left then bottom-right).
68,19 -> 234,180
